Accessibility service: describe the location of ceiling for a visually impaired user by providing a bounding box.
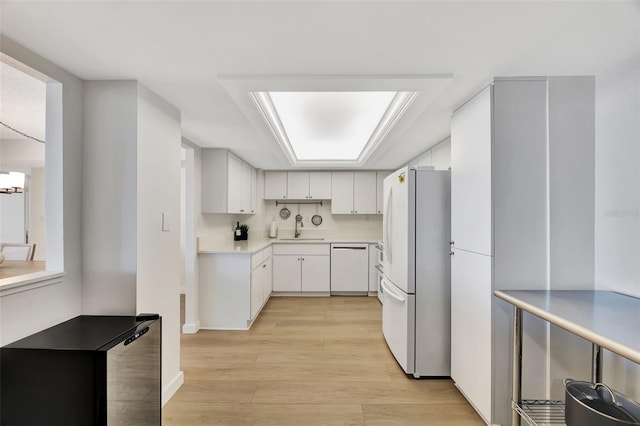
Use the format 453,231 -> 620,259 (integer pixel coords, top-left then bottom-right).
0,61 -> 46,142
0,1 -> 638,170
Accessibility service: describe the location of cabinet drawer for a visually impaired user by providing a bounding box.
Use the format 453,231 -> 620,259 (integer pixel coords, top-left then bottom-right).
251,246 -> 274,269
272,243 -> 330,256
251,250 -> 265,269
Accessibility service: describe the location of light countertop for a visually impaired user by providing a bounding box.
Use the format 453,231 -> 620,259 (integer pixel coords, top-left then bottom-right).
494,290 -> 640,364
198,236 -> 382,254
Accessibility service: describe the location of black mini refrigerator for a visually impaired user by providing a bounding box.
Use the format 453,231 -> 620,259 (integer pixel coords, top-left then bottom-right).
0,315 -> 161,426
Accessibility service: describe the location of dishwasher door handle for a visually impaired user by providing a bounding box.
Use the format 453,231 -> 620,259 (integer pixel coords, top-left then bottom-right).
331,246 -> 367,250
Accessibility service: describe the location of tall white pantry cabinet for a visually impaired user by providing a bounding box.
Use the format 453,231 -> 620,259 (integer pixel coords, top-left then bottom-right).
450,77 -> 595,425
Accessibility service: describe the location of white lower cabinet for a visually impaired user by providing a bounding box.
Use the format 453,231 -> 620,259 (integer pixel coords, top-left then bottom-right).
272,244 -> 330,293
251,257 -> 272,320
199,246 -> 272,330
450,248 -> 492,423
301,256 -> 330,292
272,255 -> 302,292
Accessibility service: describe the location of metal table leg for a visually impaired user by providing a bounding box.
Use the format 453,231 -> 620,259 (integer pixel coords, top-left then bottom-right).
592,343 -> 603,383
512,306 -> 523,426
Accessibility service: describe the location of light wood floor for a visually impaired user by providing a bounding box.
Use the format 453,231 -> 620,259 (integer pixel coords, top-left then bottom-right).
164,296 -> 485,426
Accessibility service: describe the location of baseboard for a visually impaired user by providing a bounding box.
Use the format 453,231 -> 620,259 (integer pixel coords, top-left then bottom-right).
182,321 -> 200,334
271,292 -> 331,297
162,370 -> 184,406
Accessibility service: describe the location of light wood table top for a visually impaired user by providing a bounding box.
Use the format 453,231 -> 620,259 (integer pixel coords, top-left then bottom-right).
0,260 -> 46,280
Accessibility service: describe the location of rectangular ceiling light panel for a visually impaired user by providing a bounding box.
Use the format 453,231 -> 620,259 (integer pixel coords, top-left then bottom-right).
268,91 -> 397,161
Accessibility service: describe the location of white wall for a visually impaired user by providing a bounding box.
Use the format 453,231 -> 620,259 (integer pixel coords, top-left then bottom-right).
29,167 -> 46,261
82,80 -> 183,404
82,80 -> 138,315
594,16 -> 640,399
136,83 -> 183,404
0,35 -> 83,345
0,191 -> 25,243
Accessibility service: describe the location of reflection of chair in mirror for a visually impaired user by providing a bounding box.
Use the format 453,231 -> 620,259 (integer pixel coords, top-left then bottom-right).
0,243 -> 36,261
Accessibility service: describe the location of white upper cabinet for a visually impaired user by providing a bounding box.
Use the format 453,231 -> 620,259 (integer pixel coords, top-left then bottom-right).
201,149 -> 256,214
450,87 -> 493,255
330,172 -> 354,214
265,171 -> 333,200
287,171 -> 310,199
331,171 -> 376,214
353,171 -> 377,214
250,167 -> 257,214
264,171 -> 288,200
308,172 -> 332,199
376,171 -> 391,214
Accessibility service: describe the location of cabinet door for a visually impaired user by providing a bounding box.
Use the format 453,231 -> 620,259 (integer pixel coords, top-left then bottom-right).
227,153 -> 243,213
376,171 -> 390,214
353,171 -> 377,214
450,249 -> 492,423
264,171 -> 288,200
263,257 -> 272,301
330,172 -> 354,214
250,263 -> 264,320
301,255 -> 330,292
287,171 -> 310,199
250,167 -> 257,214
240,161 -> 252,213
369,244 -> 378,292
272,255 -> 301,292
309,172 -> 332,199
451,86 -> 492,255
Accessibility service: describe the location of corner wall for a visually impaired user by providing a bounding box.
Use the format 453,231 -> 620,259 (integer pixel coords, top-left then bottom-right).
594,12 -> 640,399
0,36 -> 83,345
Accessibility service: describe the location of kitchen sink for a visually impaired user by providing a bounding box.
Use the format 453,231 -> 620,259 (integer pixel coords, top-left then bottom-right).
278,238 -> 325,241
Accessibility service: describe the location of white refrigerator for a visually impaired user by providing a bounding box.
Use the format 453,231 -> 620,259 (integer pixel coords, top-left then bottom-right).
381,166 -> 451,377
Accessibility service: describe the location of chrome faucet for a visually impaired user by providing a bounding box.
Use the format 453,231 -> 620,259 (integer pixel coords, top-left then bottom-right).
295,214 -> 303,238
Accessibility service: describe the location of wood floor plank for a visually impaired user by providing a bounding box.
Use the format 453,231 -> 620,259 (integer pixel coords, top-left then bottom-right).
362,404 -> 486,425
163,296 -> 484,425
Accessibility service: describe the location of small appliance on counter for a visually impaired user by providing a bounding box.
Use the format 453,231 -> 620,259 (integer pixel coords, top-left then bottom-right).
0,314 -> 161,426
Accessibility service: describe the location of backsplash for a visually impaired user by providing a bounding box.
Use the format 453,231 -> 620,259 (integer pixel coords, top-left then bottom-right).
198,200 -> 382,246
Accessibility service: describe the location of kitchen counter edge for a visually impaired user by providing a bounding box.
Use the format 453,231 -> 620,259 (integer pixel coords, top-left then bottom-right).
198,238 -> 382,254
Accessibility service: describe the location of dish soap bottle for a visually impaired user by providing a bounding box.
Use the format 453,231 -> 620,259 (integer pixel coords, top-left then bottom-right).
234,221 -> 242,241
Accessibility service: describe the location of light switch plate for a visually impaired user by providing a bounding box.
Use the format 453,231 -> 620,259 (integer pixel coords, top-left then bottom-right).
162,212 -> 170,232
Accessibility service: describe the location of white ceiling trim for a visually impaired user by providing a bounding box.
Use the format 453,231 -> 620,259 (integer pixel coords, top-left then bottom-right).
250,90 -> 419,167
218,75 -> 453,169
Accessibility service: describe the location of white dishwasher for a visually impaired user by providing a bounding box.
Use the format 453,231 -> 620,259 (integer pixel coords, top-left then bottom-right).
330,243 -> 369,294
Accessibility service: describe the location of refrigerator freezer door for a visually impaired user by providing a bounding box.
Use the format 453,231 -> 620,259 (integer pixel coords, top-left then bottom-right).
381,276 -> 415,375
383,167 -> 411,293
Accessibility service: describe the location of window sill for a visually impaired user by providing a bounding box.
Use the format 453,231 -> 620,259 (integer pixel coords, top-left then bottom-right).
0,271 -> 66,297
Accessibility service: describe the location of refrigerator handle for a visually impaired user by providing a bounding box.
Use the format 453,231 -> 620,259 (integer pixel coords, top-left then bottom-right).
384,185 -> 393,262
381,278 -> 404,303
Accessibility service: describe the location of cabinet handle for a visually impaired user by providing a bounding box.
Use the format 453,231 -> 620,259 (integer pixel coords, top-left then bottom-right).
262,264 -> 267,268
354,210 -> 358,214
240,209 -> 245,212
449,240 -> 455,245
449,251 -> 455,256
